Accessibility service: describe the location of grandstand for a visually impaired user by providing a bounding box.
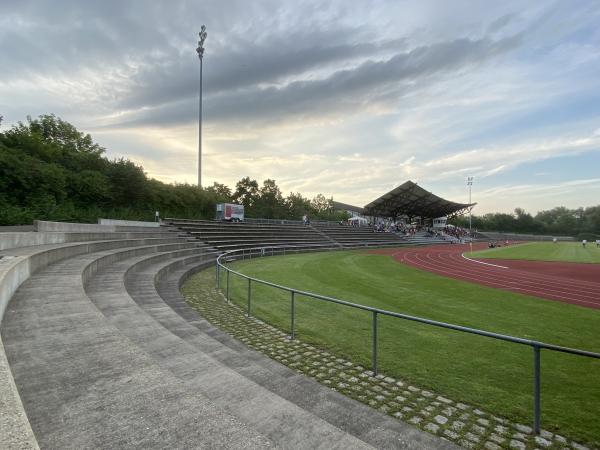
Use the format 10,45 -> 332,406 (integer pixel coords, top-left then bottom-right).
165,218 -> 410,249
363,180 -> 474,220
160,181 -> 478,253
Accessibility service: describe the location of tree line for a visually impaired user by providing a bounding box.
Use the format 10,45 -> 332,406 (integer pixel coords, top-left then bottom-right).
0,114 -> 348,225
1,114 -> 598,237
450,206 -> 600,240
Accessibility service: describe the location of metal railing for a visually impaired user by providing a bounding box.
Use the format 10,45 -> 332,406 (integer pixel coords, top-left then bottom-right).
244,217 -> 340,226
214,244 -> 600,435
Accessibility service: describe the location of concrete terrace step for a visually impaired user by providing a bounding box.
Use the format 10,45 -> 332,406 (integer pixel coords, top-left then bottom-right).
1,227 -> 457,449
190,231 -> 326,240
205,239 -> 332,247
123,251 -> 454,449
0,230 -> 186,251
2,243 -> 276,449
83,250 -> 379,449
153,258 -> 456,449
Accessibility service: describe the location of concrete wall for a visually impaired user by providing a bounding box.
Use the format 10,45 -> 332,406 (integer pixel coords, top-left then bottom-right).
98,218 -> 160,228
0,232 -> 69,250
34,220 -> 164,233
0,255 -> 39,449
0,231 -> 177,251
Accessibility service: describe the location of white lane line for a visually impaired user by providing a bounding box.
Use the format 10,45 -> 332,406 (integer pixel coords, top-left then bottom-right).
461,253 -> 509,269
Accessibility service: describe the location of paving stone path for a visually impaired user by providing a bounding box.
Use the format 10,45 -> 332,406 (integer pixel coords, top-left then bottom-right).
183,270 -> 596,450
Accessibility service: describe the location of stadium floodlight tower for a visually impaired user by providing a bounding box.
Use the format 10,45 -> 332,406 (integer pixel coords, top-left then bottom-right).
467,176 -> 474,234
196,25 -> 208,187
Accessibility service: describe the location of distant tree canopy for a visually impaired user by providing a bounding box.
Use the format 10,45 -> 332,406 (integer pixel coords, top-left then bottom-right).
2,114 -> 598,235
0,114 -> 348,225
450,206 -> 600,239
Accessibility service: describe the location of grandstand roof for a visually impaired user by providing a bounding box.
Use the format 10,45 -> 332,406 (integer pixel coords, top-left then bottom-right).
332,201 -> 364,214
363,180 -> 475,218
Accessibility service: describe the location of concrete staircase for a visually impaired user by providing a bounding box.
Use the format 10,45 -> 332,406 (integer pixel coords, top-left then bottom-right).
166,218 -> 412,250
0,221 -> 454,449
312,224 -> 406,248
402,231 -> 449,246
164,218 -> 335,252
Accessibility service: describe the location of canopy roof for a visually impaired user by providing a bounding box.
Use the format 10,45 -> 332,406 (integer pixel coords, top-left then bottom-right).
363,180 -> 475,219
331,201 -> 364,214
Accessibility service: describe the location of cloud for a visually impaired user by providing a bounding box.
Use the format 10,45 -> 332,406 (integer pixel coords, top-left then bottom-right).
1,0 -> 600,215
422,132 -> 600,179
107,31 -> 524,129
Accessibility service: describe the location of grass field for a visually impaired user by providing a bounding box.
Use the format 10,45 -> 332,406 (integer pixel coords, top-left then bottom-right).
468,241 -> 600,263
220,250 -> 600,444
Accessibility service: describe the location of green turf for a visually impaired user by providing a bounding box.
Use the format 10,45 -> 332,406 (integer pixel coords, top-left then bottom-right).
220,250 -> 600,445
468,241 -> 600,263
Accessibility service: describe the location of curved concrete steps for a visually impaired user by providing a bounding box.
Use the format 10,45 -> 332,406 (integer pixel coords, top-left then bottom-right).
126,252 -> 456,449
1,229 -> 456,449
83,250 -> 380,449
0,233 -> 185,449
2,241 -> 274,449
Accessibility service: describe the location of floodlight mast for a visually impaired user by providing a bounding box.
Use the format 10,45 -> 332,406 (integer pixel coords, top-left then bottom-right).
196,25 -> 207,187
467,177 -> 474,235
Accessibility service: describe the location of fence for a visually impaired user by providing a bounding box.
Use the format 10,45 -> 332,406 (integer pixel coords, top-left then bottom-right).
244,217 -> 340,226
480,232 -> 574,242
214,244 -> 600,436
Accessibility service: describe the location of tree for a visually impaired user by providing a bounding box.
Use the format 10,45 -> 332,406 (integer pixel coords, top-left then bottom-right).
311,194 -> 332,214
513,208 -> 539,233
106,158 -> 147,207
205,182 -> 232,202
232,177 -> 259,208
285,192 -> 312,219
253,179 -> 285,218
25,114 -> 105,156
69,170 -> 111,205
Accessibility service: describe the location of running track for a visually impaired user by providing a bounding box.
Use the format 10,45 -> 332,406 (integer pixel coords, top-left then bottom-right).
371,243 -> 600,310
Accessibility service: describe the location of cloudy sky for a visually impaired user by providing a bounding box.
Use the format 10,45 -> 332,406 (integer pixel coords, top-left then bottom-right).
1,0 -> 599,214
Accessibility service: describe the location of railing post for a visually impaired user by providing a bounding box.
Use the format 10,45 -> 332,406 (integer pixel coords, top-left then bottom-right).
290,291 -> 296,340
215,262 -> 219,289
533,345 -> 541,435
247,278 -> 252,317
372,311 -> 378,375
226,269 -> 230,301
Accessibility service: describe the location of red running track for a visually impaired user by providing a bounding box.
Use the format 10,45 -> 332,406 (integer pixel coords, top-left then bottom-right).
371,243 -> 600,309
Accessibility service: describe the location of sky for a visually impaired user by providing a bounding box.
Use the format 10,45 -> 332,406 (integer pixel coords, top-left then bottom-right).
1,0 -> 599,215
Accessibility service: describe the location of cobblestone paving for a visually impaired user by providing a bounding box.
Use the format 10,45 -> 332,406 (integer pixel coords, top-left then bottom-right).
183,270 -> 596,450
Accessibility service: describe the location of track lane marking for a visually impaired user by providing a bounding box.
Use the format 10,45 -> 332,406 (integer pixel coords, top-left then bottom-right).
396,247 -> 600,308
407,252 -> 600,307
461,253 -> 509,269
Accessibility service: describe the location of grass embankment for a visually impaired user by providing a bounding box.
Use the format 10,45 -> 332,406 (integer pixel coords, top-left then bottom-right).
469,241 -> 600,264
220,250 -> 600,444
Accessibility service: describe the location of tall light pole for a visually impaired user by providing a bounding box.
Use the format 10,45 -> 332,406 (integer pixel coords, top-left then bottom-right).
196,25 -> 208,187
467,176 -> 474,234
